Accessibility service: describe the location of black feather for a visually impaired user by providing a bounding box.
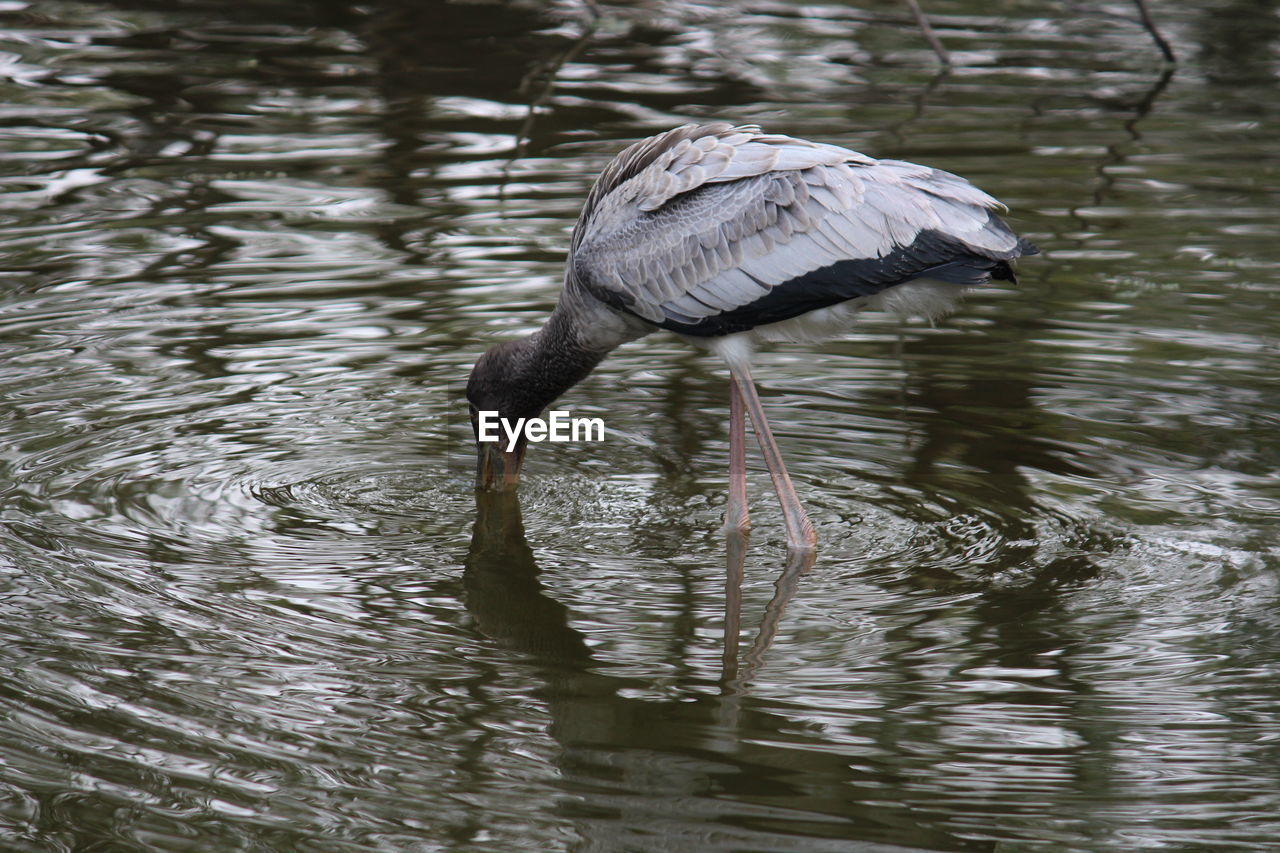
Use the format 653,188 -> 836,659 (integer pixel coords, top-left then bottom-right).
656,229 -> 1025,337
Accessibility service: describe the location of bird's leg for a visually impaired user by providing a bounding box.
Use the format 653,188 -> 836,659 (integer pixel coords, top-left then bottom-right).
724,379 -> 750,535
729,366 -> 817,553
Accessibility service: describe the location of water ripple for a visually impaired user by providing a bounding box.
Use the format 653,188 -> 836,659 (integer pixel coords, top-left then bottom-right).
1,0 -> 1279,850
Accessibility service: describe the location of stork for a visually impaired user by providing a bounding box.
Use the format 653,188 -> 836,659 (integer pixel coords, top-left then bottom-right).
466,123 -> 1037,552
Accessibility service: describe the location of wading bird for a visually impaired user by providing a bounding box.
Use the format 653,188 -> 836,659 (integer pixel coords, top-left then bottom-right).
466,123 -> 1036,552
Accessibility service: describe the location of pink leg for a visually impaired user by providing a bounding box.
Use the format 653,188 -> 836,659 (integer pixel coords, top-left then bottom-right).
730,365 -> 817,554
725,379 -> 750,534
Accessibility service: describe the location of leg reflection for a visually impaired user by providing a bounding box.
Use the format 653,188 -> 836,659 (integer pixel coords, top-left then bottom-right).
720,541 -> 816,695
461,490 -> 962,851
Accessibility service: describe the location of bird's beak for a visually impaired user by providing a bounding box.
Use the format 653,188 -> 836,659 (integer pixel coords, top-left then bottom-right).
471,407 -> 527,491
475,439 -> 527,491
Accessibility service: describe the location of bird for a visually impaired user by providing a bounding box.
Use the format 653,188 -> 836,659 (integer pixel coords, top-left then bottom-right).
466,122 -> 1037,553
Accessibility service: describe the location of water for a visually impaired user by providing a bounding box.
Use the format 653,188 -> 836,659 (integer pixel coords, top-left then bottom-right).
1,0 -> 1278,850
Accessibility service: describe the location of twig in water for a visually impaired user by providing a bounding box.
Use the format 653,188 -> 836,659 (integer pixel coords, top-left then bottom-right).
903,0 -> 950,66
511,15 -> 599,158
1131,0 -> 1176,63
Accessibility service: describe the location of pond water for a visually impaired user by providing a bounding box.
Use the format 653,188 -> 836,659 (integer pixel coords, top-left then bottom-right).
1,0 -> 1278,850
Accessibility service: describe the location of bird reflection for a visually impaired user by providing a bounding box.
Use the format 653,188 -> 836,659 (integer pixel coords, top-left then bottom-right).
720,530 -> 815,690
465,491 -> 813,695
461,491 -> 957,852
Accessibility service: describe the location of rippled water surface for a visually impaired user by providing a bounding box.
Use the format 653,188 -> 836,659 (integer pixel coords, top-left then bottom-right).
2,0 -> 1278,850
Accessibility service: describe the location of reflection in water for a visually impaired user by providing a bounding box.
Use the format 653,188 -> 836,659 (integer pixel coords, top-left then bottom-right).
726,532 -> 817,689
465,492 -> 934,852
466,492 -> 596,670
1076,68 -> 1175,219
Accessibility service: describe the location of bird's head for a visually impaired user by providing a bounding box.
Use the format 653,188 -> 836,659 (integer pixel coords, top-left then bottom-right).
466,341 -> 540,492
466,319 -> 607,492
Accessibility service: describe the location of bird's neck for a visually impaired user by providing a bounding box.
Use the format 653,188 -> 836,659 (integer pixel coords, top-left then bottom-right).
500,306 -> 610,418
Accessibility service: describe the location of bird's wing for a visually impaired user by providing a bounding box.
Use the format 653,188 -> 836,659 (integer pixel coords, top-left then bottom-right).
569,124 -> 1035,336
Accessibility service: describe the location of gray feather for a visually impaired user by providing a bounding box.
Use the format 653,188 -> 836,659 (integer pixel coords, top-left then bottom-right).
569,123 -> 1034,330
